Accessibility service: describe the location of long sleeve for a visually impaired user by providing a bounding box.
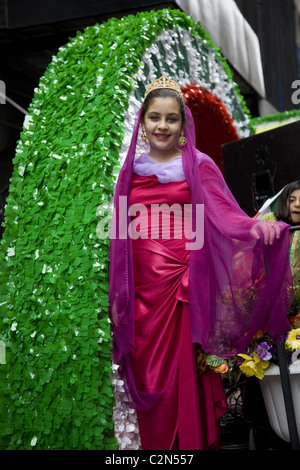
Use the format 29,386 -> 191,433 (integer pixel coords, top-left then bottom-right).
199,159 -> 259,240
186,153 -> 294,356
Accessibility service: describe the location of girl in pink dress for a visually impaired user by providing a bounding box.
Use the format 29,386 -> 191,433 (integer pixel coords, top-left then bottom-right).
109,76 -> 294,450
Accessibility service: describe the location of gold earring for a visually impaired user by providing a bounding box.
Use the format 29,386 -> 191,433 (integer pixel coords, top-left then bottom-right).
141,128 -> 147,142
178,131 -> 187,146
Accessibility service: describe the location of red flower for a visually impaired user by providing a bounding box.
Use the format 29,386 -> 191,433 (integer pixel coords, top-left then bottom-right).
181,83 -> 240,174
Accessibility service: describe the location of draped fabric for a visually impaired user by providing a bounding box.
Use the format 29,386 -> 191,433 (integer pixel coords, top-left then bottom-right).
129,173 -> 227,449
108,105 -> 294,420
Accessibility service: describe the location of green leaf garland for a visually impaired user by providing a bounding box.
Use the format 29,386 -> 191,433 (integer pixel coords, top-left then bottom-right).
251,109 -> 300,133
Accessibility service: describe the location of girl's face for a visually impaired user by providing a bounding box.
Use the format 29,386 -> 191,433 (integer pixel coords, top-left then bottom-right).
142,97 -> 184,161
288,189 -> 300,224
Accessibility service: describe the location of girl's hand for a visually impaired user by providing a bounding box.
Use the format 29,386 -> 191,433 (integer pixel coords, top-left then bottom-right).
250,221 -> 281,245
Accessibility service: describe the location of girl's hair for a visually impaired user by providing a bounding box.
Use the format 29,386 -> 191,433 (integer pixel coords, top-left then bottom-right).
141,88 -> 186,123
275,180 -> 300,222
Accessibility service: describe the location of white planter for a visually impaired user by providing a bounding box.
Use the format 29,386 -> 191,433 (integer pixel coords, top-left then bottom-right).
260,359 -> 300,442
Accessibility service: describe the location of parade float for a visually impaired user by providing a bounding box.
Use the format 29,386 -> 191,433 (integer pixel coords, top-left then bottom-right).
2,7 -> 296,450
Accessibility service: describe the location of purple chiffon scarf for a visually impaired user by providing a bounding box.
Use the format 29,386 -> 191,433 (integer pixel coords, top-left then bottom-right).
108,105 -> 294,411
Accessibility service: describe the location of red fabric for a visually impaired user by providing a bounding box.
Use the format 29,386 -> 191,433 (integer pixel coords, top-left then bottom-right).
182,83 -> 240,175
130,173 -> 228,450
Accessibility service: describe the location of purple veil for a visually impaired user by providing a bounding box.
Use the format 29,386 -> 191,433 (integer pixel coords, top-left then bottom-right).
108,104 -> 294,411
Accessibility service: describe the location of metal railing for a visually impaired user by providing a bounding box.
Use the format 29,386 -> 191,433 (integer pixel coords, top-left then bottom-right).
278,224 -> 300,450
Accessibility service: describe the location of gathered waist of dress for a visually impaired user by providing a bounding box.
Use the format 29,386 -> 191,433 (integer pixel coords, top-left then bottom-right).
130,203 -> 193,241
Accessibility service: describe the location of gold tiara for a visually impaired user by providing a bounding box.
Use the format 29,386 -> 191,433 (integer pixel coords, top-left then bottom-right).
144,75 -> 183,98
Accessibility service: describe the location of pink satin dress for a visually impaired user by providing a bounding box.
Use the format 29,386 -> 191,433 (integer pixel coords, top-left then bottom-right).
129,172 -> 228,450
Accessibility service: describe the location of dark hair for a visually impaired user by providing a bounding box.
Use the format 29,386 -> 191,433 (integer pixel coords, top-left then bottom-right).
275,180 -> 300,222
141,88 -> 186,123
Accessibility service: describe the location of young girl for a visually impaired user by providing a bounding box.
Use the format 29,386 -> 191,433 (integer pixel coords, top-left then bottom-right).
261,180 -> 300,285
262,181 -> 300,226
108,76 -> 294,450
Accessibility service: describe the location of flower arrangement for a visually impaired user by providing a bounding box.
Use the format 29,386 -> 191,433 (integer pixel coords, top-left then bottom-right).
195,346 -> 229,376
195,287 -> 300,382
234,287 -> 300,380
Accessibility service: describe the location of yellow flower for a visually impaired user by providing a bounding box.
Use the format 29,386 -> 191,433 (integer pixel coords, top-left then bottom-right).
238,352 -> 269,380
286,328 -> 300,351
